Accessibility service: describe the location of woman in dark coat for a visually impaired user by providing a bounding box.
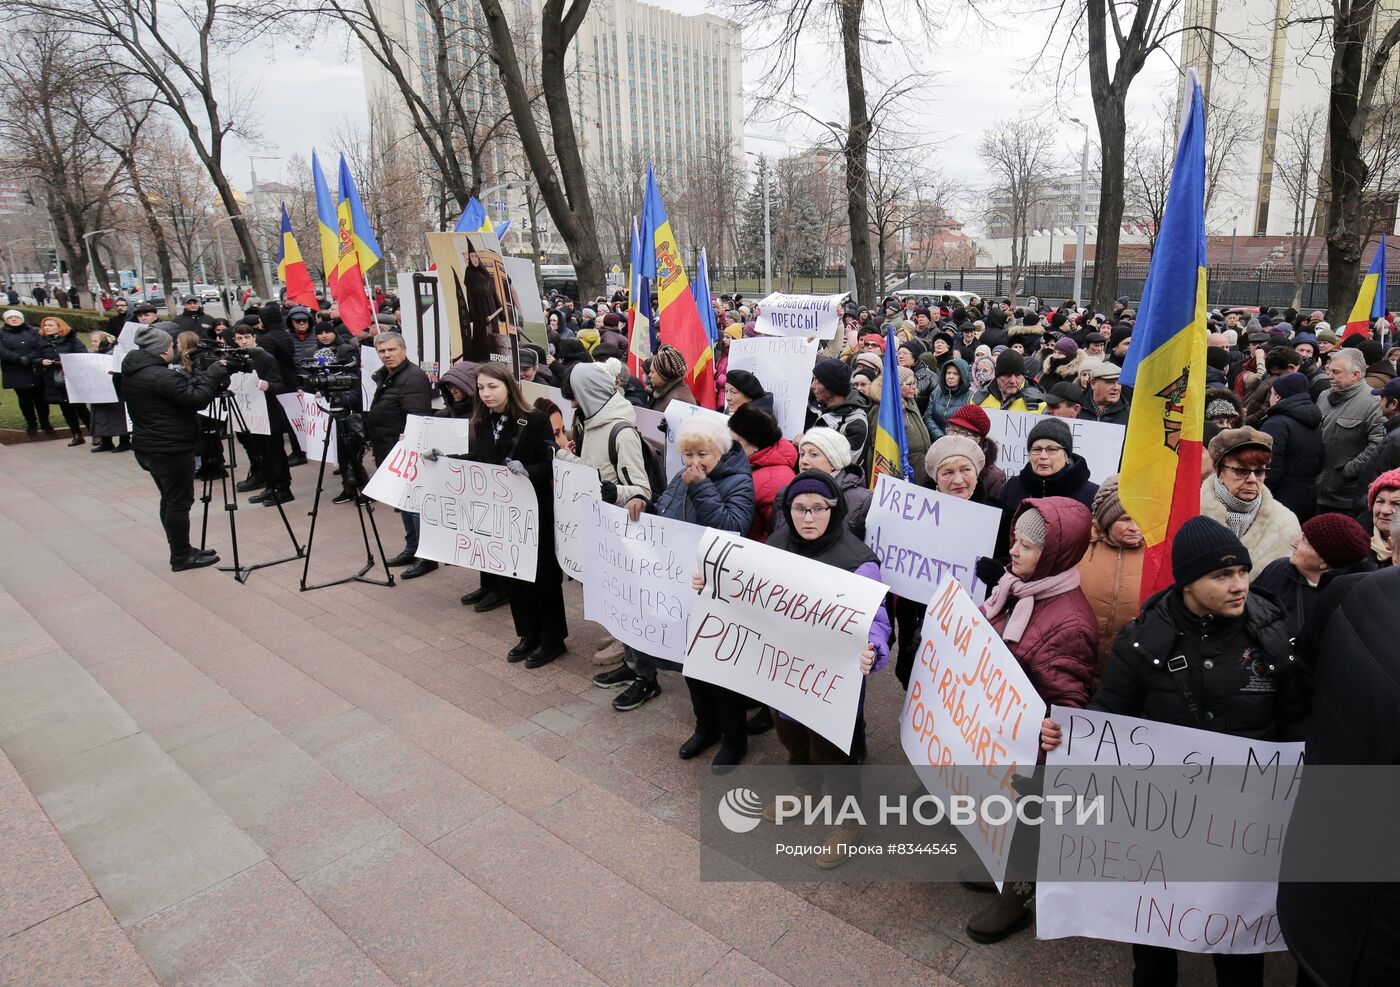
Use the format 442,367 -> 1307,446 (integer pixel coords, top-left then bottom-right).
36,315 -> 90,444
84,330 -> 130,452
469,362 -> 568,668
462,248 -> 504,352
994,417 -> 1098,559
1257,371 -> 1324,522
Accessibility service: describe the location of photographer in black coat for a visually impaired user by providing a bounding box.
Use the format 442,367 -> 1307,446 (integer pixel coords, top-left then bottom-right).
259,302 -> 304,465
367,332 -> 434,577
121,324 -> 229,571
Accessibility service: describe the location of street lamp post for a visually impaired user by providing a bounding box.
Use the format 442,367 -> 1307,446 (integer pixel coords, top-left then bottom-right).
1067,116 -> 1091,308
248,156 -> 280,300
82,229 -> 115,310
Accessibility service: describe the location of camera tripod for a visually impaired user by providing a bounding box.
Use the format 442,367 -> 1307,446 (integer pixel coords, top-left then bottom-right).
298,398 -> 395,591
197,389 -> 305,584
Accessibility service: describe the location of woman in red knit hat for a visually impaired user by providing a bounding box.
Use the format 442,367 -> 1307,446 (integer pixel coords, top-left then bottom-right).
1367,467 -> 1400,566
943,404 -> 1007,502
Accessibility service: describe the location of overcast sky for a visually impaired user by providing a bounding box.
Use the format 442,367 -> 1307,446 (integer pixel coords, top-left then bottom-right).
224,2 -> 1182,230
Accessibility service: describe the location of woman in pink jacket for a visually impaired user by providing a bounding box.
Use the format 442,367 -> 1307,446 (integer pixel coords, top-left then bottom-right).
727,404 -> 796,542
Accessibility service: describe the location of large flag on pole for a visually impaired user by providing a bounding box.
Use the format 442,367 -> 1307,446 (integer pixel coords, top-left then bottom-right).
1343,234 -> 1387,340
331,158 -> 376,333
693,247 -> 719,346
311,151 -> 339,292
643,165 -> 716,408
869,325 -> 913,487
1119,70 -> 1209,603
626,216 -> 653,378
454,195 -> 513,241
276,204 -> 318,309
336,155 -> 382,273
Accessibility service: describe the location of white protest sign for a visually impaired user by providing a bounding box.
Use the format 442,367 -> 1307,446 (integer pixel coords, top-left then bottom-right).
865,475 -> 1000,604
727,335 -> 819,438
360,343 -> 382,408
583,500 -> 704,662
362,440 -> 423,511
109,322 -> 142,372
754,292 -> 845,340
553,459 -> 600,580
663,401 -> 730,477
520,379 -> 574,433
984,409 -> 1125,484
415,457 -> 540,579
1035,706 -> 1304,954
226,372 -> 271,435
634,404 -> 666,449
276,392 -> 337,465
403,413 -> 472,456
901,575 -> 1043,886
685,530 -> 888,753
59,353 -> 117,403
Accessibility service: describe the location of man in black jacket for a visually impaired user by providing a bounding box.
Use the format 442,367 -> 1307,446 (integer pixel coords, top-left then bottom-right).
172,296 -> 215,338
367,332 -> 435,578
258,302 -> 304,465
121,324 -> 229,571
230,324 -> 293,505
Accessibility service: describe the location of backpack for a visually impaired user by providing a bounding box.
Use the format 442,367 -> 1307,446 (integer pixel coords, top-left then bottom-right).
607,421 -> 667,501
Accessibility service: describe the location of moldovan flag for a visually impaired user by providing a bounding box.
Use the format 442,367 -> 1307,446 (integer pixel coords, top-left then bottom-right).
337,155 -> 382,273
627,215 -> 653,378
643,166 -> 716,408
1343,234 -> 1387,340
869,325 -> 913,487
276,204 -> 318,309
329,157 -> 375,333
1119,71 -> 1209,603
311,151 -> 340,291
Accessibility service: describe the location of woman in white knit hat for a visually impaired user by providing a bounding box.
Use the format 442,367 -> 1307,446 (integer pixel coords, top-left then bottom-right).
768,426 -> 872,539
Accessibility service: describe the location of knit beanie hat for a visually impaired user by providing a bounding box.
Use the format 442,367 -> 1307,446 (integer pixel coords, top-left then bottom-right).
727,403 -> 782,450
653,344 -> 687,380
995,349 -> 1025,378
134,324 -> 173,356
899,339 -> 925,360
1053,337 -> 1079,358
1091,473 -> 1126,534
1301,513 -> 1371,568
2,309 -> 21,321
1368,467 -> 1400,509
947,403 -> 991,439
1271,372 -> 1309,400
813,358 -> 852,397
1205,395 -> 1239,420
897,366 -> 916,389
862,332 -> 886,352
1171,515 -> 1252,586
725,368 -> 765,400
798,427 -> 853,471
925,435 -> 985,477
1027,417 -> 1074,455
1015,507 -> 1047,546
853,351 -> 883,374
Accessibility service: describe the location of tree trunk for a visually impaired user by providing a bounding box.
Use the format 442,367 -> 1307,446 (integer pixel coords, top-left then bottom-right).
838,0 -> 876,305
1325,4 -> 1371,325
1092,95 -> 1127,313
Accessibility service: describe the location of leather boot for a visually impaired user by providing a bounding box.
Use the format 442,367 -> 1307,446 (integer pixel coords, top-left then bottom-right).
965,882 -> 1034,944
811,823 -> 861,871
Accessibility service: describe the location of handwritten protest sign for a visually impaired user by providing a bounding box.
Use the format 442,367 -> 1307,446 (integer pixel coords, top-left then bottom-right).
865,475 -> 1000,604
109,322 -> 142,372
726,336 -> 818,438
403,413 -> 472,456
685,530 -> 887,753
415,457 -> 540,579
226,373 -> 270,435
901,575 -> 1042,885
583,500 -> 703,662
553,460 -> 600,579
360,344 -> 382,408
754,292 -> 845,340
277,392 -> 337,465
1035,707 -> 1304,954
663,401 -> 731,477
984,409 -> 1125,484
362,440 -> 423,511
520,380 -> 574,433
59,353 -> 117,403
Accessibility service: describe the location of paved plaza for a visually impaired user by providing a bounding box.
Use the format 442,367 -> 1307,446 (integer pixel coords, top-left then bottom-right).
0,437 -> 1291,985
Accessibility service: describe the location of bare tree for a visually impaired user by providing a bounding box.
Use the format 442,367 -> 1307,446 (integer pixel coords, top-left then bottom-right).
979,121 -> 1055,304
866,143 -> 925,289
1273,106 -> 1328,307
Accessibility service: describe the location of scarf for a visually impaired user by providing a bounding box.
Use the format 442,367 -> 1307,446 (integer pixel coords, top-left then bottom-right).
1327,380 -> 1364,406
979,567 -> 1082,644
1211,474 -> 1263,537
1373,528 -> 1393,565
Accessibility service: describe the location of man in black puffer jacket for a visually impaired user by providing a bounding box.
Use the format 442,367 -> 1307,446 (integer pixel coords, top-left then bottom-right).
366,331 -> 435,578
258,302 -> 304,464
122,323 -> 229,571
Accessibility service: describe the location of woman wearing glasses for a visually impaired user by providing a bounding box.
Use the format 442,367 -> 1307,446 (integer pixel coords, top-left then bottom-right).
988,417 -> 1098,566
1199,426 -> 1301,578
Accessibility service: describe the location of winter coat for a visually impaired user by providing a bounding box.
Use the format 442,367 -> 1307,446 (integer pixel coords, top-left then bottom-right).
1076,527 -> 1145,683
171,310 -> 215,339
1252,555 -> 1376,640
909,361 -> 936,413
997,454 -> 1098,557
36,331 -> 87,403
1355,414 -> 1400,512
648,376 -> 696,413
120,349 -> 229,455
258,325 -> 299,395
974,379 -> 1044,413
1199,477 -> 1301,577
1276,567 -> 1400,987
922,357 -> 972,439
1316,381 -> 1386,510
287,325 -> 321,365
653,441 -> 755,533
984,497 -> 1099,710
0,322 -> 43,389
770,466 -> 873,541
978,436 -> 1008,503
469,406 -> 560,523
435,361 -> 478,419
366,359 -> 433,462
745,439 -> 798,542
1258,391 -> 1325,521
1089,586 -> 1307,741
809,394 -> 870,467
1077,395 -> 1131,426
868,393 -> 931,485
553,391 -> 653,506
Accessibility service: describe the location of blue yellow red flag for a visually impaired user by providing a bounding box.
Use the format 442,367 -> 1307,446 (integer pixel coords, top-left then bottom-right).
337,155 -> 382,273
276,204 -> 318,309
627,215 -> 653,377
869,325 -> 913,487
1344,234 -> 1387,340
311,151 -> 339,289
693,247 -> 719,346
643,165 -> 716,407
1118,71 -> 1209,602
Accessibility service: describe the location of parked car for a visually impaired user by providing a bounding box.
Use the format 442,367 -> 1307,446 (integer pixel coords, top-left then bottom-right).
196,284 -> 219,302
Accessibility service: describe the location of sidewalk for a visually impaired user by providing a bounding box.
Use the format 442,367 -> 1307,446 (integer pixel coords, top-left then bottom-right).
0,439 -> 1268,985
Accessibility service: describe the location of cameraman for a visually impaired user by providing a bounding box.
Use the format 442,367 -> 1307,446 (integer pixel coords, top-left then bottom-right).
231,325 -> 294,506
366,332 -> 435,578
122,324 -> 230,571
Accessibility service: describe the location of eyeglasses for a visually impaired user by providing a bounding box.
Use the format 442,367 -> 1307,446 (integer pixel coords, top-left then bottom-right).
1029,444 -> 1065,457
1223,465 -> 1268,479
792,505 -> 832,519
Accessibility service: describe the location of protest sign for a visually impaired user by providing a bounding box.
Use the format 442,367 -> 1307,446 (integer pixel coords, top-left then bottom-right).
226,372 -> 270,435
360,343 -> 382,408
276,392 -> 337,465
1035,706 -> 1304,954
583,500 -> 703,662
109,322 -> 142,372
634,404 -> 666,449
900,575 -> 1043,885
984,409 -> 1124,484
59,353 -> 117,403
663,401 -> 730,477
726,335 -> 818,438
685,530 -> 887,753
553,459 -> 600,579
414,457 -> 540,579
865,475 -> 1000,604
754,292 -> 845,340
403,413 -> 472,456
520,380 -> 574,433
362,440 -> 423,511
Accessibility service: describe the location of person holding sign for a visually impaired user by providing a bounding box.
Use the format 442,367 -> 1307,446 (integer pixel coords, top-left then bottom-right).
990,417 -> 1098,569
36,316 -> 90,445
467,364 -> 569,668
1040,516 -> 1306,984
230,325 -> 294,507
367,333 -> 435,578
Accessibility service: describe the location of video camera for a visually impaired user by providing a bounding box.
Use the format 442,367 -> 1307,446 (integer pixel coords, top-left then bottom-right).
192,339 -> 254,374
297,350 -> 359,398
